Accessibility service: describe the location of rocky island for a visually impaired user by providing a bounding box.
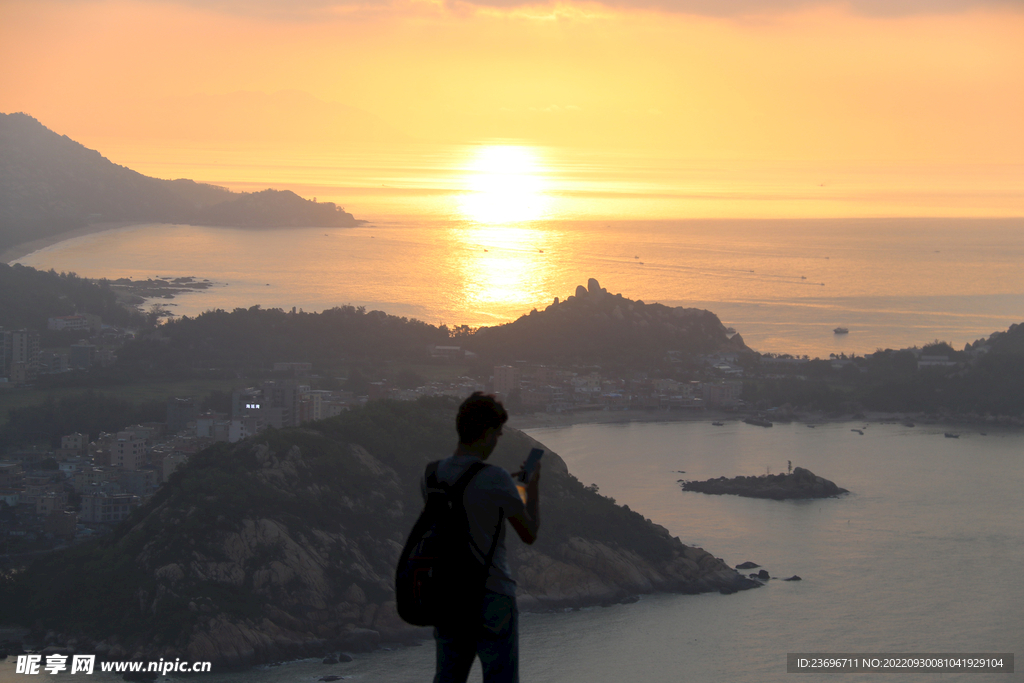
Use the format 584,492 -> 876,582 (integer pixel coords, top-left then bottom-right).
4,399 -> 758,669
680,467 -> 848,500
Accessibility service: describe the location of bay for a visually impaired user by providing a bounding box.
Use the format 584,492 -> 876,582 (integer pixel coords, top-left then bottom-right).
2,421 -> 1019,683
13,218 -> 1024,357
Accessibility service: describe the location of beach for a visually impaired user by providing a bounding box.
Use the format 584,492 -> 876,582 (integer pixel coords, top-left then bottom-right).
0,222 -> 137,264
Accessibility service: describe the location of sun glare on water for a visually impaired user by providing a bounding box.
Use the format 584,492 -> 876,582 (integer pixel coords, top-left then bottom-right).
457,145 -> 551,224
443,145 -> 562,320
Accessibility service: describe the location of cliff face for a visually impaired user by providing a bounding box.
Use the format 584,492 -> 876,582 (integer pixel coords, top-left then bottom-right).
13,399 -> 754,668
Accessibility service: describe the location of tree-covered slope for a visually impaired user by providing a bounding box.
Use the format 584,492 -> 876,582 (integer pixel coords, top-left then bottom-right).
7,398 -> 752,667
467,278 -> 750,369
0,262 -> 144,329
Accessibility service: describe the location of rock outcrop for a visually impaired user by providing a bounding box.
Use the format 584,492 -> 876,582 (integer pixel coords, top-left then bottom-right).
680,467 -> 848,500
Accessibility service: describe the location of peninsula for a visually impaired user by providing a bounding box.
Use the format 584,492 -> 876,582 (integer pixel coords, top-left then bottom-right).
3,399 -> 758,669
0,113 -> 360,258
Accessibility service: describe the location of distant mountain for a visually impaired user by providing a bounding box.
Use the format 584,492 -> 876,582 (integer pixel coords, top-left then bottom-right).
467,277 -> 751,368
0,113 -> 359,253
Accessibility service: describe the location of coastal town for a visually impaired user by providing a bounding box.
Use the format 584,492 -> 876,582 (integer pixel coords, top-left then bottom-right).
0,265 -> 1017,569
1,300 -> 994,563
0,328 -> 746,559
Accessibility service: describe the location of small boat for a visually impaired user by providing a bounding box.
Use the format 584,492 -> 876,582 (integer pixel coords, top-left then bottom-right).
944,432 -> 960,438
712,421 -> 724,426
851,429 -> 863,435
834,327 -> 849,334
744,416 -> 773,428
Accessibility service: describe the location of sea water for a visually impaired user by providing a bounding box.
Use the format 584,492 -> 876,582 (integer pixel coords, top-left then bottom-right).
2,421 -> 1020,682
13,217 -> 1024,357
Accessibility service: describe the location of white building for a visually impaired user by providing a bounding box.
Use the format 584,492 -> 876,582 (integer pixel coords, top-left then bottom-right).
113,431 -> 145,470
47,316 -> 90,332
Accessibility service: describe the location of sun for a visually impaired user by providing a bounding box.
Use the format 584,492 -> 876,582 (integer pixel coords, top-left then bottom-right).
458,145 -> 551,224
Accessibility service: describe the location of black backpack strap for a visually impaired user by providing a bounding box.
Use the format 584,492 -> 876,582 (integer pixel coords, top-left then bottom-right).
450,460 -> 487,497
424,460 -> 441,492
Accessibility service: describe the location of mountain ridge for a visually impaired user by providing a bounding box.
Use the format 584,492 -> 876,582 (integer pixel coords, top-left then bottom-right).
0,113 -> 359,254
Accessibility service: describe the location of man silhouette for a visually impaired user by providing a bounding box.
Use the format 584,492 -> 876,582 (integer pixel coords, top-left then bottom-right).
425,392 -> 541,683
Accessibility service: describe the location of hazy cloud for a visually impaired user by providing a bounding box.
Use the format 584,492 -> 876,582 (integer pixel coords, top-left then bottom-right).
53,0 -> 1024,18
467,0 -> 1024,17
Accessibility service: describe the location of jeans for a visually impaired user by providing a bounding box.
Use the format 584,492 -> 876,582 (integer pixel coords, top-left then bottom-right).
433,592 -> 518,683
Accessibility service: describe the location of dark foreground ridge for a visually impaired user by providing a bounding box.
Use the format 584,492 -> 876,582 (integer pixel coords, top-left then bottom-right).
680,467 -> 848,500
5,399 -> 757,669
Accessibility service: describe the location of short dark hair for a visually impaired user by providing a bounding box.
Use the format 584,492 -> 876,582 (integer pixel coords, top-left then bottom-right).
456,392 -> 508,444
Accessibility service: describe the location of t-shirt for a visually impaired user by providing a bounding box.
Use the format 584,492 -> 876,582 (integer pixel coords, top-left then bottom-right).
421,454 -> 526,597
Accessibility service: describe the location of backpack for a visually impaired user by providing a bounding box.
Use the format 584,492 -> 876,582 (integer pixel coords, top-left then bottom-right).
395,460 -> 504,628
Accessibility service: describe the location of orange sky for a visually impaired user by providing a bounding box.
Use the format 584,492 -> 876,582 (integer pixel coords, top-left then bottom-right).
2,0 -> 1023,168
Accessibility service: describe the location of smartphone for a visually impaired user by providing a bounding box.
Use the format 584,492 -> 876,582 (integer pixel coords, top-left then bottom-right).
518,448 -> 544,483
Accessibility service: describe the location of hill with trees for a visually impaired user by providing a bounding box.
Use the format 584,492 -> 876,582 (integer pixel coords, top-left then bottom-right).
743,326 -> 1024,418
0,263 -> 144,330
4,398 -> 753,667
467,278 -> 750,370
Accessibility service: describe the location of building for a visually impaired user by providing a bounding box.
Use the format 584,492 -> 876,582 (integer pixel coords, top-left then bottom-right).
10,329 -> 39,367
702,381 -> 744,408
0,328 -> 11,376
21,483 -> 67,515
113,431 -> 146,470
261,380 -> 301,428
61,433 -> 88,456
161,452 -> 189,480
79,492 -> 137,524
493,365 -> 520,399
37,352 -> 70,374
272,361 -> 312,376
34,491 -> 67,516
9,362 -> 33,384
227,416 -> 261,443
69,341 -> 97,370
0,462 -> 24,489
72,467 -> 120,492
118,468 -> 160,497
47,315 -> 90,332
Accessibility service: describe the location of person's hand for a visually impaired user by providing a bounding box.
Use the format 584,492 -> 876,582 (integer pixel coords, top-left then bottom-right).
523,460 -> 541,494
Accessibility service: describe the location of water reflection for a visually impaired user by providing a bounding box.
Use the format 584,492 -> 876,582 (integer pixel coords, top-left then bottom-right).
446,225 -> 560,321
457,145 -> 551,224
